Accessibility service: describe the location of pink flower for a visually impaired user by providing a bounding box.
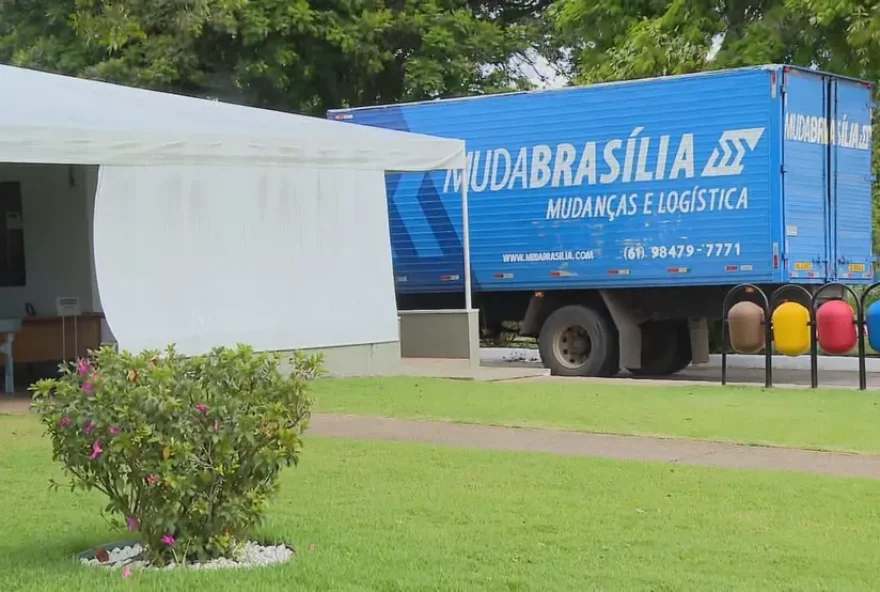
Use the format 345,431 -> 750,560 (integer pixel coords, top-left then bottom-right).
76,358 -> 91,376
126,516 -> 139,533
146,474 -> 160,486
161,534 -> 176,547
90,441 -> 103,460
195,403 -> 209,415
122,565 -> 132,579
83,420 -> 95,434
59,416 -> 71,428
213,420 -> 220,432
82,381 -> 94,394
109,426 -> 120,437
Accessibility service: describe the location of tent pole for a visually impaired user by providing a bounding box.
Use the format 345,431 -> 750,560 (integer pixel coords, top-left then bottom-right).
461,165 -> 472,310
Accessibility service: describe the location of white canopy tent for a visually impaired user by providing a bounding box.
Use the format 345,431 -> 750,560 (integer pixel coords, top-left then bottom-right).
0,65 -> 464,171
0,65 -> 472,359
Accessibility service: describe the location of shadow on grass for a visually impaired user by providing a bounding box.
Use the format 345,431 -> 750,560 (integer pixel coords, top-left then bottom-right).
2,532 -> 131,570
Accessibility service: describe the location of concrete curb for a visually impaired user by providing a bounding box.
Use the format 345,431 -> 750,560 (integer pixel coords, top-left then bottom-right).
480,347 -> 880,372
707,353 -> 880,371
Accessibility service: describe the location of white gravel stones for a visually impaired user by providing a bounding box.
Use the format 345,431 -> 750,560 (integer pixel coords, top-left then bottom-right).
79,541 -> 294,571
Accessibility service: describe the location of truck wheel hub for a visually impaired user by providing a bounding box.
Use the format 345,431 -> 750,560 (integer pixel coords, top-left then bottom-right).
553,325 -> 592,368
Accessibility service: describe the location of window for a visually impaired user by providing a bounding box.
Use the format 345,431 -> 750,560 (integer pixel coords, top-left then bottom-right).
0,181 -> 25,287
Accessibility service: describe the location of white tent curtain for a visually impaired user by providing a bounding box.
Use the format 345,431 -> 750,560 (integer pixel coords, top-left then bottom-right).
93,165 -> 399,355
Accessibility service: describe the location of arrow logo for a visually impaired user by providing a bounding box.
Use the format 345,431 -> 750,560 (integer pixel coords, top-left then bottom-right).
701,128 -> 765,177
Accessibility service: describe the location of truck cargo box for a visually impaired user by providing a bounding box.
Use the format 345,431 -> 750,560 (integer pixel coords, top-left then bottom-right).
328,66 -> 874,294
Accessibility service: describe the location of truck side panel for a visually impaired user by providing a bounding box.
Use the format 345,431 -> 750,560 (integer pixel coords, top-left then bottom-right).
336,68 -> 786,293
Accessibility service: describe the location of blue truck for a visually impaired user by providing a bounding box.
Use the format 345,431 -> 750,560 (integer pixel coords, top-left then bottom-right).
328,65 -> 875,377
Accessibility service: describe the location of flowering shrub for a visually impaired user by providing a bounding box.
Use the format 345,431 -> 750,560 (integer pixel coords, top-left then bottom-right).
31,344 -> 319,564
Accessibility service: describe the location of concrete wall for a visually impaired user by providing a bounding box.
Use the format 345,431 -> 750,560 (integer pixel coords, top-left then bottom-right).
0,164 -> 95,318
280,340 -> 402,377
398,309 -> 480,367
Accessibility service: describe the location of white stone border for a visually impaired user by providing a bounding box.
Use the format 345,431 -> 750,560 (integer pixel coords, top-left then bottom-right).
79,541 -> 294,571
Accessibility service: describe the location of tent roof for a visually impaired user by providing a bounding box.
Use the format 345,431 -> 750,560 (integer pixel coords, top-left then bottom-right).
0,65 -> 465,171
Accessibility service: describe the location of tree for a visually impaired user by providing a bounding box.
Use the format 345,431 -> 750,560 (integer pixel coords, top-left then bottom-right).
0,0 -> 545,114
552,0 -> 880,82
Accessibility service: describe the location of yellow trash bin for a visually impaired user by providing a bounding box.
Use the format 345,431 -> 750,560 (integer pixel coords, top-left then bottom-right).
772,301 -> 811,357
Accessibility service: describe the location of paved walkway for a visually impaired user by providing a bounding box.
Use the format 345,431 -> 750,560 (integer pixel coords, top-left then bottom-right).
0,395 -> 30,415
310,414 -> 880,480
7,395 -> 880,479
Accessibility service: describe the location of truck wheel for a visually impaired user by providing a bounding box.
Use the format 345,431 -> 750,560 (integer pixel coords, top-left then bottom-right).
627,321 -> 691,377
538,305 -> 617,377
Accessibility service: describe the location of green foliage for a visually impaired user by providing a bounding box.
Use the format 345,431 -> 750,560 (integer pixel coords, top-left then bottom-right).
30,344 -> 318,565
0,0 -> 543,114
552,0 -> 880,84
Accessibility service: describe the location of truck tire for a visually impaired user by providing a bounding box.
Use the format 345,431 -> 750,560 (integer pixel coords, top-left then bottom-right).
538,305 -> 617,377
627,320 -> 691,377
599,326 -> 621,377
670,323 -> 693,374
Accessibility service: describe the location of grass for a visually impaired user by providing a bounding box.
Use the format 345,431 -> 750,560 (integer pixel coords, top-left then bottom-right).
312,377 -> 880,454
2,415 -> 880,591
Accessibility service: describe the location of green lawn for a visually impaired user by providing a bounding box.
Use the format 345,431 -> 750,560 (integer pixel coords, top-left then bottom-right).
312,377 -> 880,454
2,415 -> 880,591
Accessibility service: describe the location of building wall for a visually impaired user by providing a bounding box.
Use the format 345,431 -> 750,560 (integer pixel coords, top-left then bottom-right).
0,164 -> 95,318
82,165 -> 114,342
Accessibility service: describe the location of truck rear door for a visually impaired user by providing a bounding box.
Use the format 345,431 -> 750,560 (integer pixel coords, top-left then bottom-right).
782,68 -> 874,282
830,78 -> 874,281
782,69 -> 833,282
